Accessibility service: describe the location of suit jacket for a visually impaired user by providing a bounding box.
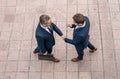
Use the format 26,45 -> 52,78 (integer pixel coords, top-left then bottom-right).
35,23 -> 63,53
65,16 -> 90,50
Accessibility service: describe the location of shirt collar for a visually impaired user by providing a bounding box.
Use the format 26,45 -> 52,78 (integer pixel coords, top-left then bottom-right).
75,21 -> 86,29
40,24 -> 47,29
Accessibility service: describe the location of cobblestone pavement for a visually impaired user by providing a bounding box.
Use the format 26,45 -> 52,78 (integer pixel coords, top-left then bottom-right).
0,0 -> 120,79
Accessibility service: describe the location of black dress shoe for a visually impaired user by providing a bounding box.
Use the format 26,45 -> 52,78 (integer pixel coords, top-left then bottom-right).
33,50 -> 39,54
89,48 -> 97,53
33,52 -> 38,54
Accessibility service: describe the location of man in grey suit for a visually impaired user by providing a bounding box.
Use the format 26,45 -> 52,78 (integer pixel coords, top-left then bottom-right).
33,14 -> 64,63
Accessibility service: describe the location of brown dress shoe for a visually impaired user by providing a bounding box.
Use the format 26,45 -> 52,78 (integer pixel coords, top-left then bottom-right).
51,57 -> 60,63
71,57 -> 83,62
89,48 -> 97,53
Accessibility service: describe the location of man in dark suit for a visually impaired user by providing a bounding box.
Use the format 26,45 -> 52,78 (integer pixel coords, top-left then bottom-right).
33,14 -> 63,62
62,13 -> 97,62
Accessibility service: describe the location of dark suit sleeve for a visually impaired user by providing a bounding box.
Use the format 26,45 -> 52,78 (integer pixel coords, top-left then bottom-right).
71,24 -> 76,28
36,36 -> 46,53
64,35 -> 84,45
52,23 -> 63,36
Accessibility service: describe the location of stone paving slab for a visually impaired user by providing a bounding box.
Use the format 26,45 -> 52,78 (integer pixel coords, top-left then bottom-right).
0,0 -> 120,79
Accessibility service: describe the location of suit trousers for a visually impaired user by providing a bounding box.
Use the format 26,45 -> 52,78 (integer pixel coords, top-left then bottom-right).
75,41 -> 95,59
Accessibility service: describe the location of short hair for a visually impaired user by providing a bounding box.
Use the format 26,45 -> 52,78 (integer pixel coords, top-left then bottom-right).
72,13 -> 85,24
39,14 -> 50,24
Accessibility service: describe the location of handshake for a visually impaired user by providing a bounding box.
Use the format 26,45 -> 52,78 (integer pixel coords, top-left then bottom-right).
61,34 -> 66,40
61,24 -> 72,40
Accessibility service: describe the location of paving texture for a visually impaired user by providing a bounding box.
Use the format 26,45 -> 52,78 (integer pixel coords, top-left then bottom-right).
0,0 -> 120,79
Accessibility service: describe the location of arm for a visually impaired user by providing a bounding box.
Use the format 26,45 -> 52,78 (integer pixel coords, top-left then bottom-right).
71,24 -> 76,28
36,36 -> 46,53
64,35 -> 84,46
52,23 -> 63,36
85,16 -> 90,29
67,24 -> 76,28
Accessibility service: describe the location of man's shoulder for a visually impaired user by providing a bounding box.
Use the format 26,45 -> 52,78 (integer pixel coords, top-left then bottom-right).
36,23 -> 41,28
84,16 -> 89,20
84,16 -> 90,26
37,23 -> 46,31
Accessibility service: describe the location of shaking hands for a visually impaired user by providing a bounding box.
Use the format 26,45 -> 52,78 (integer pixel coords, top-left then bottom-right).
61,23 -> 72,40
61,34 -> 66,40
66,24 -> 72,28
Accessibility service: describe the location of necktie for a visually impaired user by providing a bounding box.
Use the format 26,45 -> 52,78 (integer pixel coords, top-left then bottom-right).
48,27 -> 53,34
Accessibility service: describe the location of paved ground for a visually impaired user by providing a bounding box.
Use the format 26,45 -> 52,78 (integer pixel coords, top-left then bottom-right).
0,0 -> 120,79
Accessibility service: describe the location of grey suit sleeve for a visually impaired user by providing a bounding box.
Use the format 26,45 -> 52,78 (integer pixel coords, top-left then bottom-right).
52,23 -> 63,36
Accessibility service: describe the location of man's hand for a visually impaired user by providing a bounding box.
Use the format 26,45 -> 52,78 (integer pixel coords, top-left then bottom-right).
66,24 -> 72,28
61,34 -> 66,40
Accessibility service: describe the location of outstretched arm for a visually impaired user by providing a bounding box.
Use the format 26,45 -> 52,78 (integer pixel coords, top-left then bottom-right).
64,35 -> 84,45
67,24 -> 76,28
52,23 -> 63,36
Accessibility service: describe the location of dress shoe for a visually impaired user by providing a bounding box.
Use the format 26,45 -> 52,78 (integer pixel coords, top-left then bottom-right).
33,51 -> 39,54
51,57 -> 60,63
89,48 -> 97,53
71,57 -> 83,62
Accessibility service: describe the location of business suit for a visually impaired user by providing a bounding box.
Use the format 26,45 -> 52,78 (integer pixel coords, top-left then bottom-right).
34,23 -> 63,54
64,16 -> 95,59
